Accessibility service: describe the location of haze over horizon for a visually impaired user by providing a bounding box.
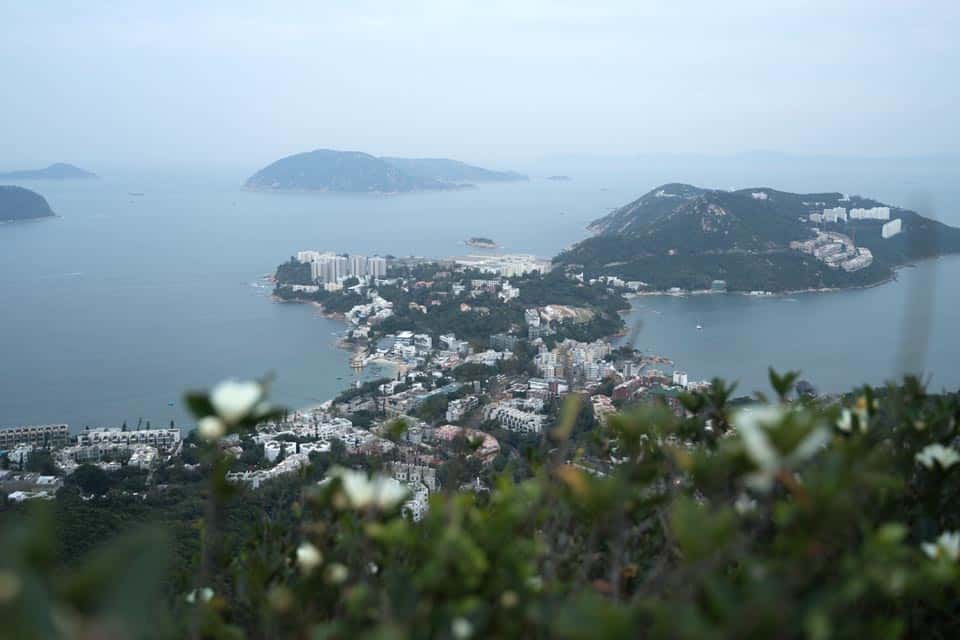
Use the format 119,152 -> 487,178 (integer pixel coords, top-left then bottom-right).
2,1 -> 958,172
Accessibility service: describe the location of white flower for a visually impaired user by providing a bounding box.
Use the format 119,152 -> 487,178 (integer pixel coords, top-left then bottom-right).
185,587 -> 214,604
210,379 -> 263,424
836,407 -> 868,433
325,563 -> 349,584
736,406 -> 786,471
371,475 -> 408,510
451,617 -> 474,640
197,416 -> 226,441
296,542 -> 322,574
922,531 -> 960,561
734,405 -> 830,492
334,468 -> 375,509
916,444 -> 960,471
328,467 -> 408,511
734,493 -> 758,515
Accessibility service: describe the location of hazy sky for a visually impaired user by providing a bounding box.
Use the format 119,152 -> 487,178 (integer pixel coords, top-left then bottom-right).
2,1 -> 958,170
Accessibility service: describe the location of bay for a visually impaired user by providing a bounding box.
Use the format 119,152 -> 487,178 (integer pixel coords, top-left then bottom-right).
1,161 -> 958,429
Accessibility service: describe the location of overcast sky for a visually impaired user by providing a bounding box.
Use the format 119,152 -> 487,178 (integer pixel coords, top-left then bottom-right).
2,1 -> 958,171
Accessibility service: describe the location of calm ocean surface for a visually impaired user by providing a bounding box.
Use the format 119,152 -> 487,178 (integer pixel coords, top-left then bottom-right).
1,162 -> 958,429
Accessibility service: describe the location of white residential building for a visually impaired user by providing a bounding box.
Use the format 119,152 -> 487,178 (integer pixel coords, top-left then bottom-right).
483,403 -> 546,434
389,462 -> 438,492
348,255 -> 368,277
228,453 -> 311,489
822,207 -> 848,223
368,256 -> 388,278
446,396 -> 479,423
850,206 -> 891,220
77,428 -> 181,452
0,424 -> 70,449
882,218 -> 903,239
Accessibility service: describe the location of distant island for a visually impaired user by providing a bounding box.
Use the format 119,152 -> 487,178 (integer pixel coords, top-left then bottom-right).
0,185 -> 55,221
381,157 -> 526,184
466,237 -> 497,249
554,183 -> 960,292
245,149 -> 528,194
0,163 -> 96,180
547,175 -> 571,181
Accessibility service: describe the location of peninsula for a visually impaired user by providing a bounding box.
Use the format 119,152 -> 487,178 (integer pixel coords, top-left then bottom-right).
0,163 -> 97,180
245,149 -> 527,193
554,183 -> 960,292
0,185 -> 55,221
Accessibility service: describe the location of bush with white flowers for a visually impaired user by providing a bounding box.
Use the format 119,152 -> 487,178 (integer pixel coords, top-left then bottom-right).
5,371 -> 960,640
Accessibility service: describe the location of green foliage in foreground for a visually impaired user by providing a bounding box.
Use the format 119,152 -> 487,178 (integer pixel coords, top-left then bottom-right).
3,374 -> 960,639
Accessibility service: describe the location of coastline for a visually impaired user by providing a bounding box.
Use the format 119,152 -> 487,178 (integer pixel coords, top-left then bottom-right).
272,293 -> 400,395
627,271 -> 900,298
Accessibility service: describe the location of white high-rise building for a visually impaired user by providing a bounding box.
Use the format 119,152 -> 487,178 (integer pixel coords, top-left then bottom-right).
297,250 -> 323,264
822,207 -> 847,223
332,255 -> 348,281
368,256 -> 387,278
349,255 -> 367,277
882,218 -> 903,239
850,207 -> 891,221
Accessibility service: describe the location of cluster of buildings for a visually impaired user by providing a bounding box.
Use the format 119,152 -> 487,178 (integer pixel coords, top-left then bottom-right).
0,471 -> 62,502
254,412 -> 393,457
0,425 -> 185,499
453,254 -> 550,277
790,230 -> 875,272
295,251 -> 388,286
346,292 -> 395,328
534,338 -> 613,383
807,206 -> 903,241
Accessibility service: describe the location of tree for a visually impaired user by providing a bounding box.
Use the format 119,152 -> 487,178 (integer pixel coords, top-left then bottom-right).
71,464 -> 112,495
25,450 -> 58,475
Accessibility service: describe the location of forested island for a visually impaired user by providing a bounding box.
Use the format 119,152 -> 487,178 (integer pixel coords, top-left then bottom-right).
555,183 -> 960,292
0,162 -> 97,180
245,149 -> 527,193
466,236 -> 497,248
0,185 -> 55,221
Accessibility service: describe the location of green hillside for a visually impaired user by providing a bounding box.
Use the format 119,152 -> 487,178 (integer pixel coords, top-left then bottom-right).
556,184 -> 960,291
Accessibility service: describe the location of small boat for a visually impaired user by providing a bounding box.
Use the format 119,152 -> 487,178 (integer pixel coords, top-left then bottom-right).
696,324 -> 703,330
